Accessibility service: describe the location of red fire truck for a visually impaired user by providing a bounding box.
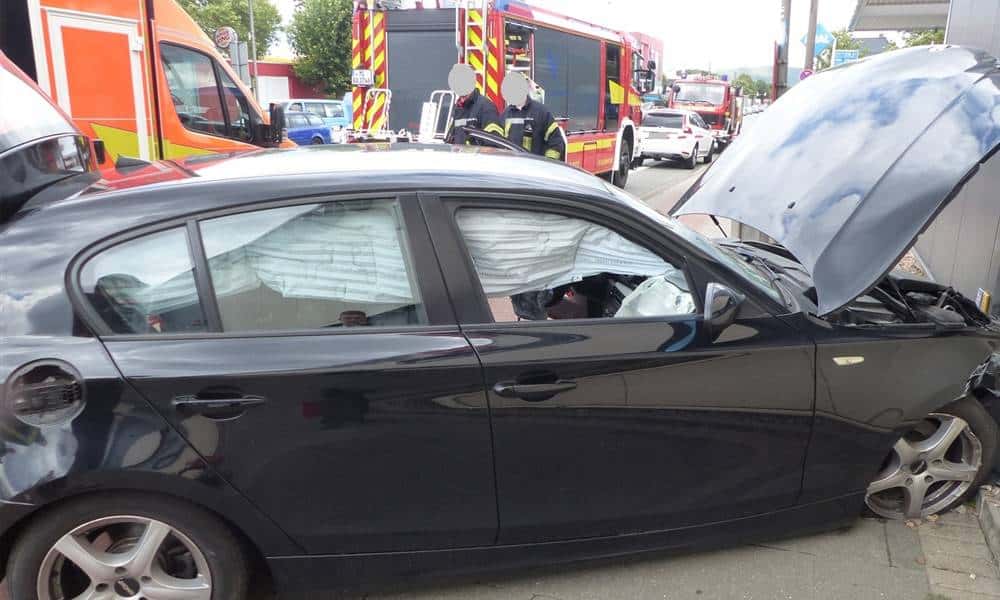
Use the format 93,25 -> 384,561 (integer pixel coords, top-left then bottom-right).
349,0 -> 656,187
668,75 -> 743,150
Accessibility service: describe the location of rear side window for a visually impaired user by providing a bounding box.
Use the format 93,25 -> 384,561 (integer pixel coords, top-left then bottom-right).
199,199 -> 428,332
305,114 -> 324,127
80,228 -> 207,334
288,114 -> 306,128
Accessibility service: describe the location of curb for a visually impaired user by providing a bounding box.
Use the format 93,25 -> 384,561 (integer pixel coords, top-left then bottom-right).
976,486 -> 1000,577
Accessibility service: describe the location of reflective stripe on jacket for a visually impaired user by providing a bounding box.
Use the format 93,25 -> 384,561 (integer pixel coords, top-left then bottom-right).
502,99 -> 566,161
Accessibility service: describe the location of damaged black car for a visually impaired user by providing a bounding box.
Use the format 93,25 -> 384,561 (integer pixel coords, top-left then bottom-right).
2,45 -> 1000,598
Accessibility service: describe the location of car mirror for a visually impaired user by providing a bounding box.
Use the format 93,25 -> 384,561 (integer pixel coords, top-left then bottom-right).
92,139 -> 107,165
267,102 -> 287,146
704,283 -> 743,337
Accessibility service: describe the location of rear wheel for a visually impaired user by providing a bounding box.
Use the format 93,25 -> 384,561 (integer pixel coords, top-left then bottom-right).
865,398 -> 997,519
613,140 -> 631,188
8,493 -> 249,600
311,136 -> 324,145
684,145 -> 698,169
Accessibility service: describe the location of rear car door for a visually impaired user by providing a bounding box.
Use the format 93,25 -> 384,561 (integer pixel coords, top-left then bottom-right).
73,193 -> 497,554
423,193 -> 815,544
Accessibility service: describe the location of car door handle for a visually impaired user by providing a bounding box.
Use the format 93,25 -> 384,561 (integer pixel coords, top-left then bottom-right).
492,381 -> 577,402
172,394 -> 267,419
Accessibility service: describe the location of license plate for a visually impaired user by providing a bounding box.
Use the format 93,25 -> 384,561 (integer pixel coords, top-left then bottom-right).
352,69 -> 374,86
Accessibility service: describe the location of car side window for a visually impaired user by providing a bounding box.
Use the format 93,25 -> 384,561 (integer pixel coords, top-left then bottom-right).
289,102 -> 304,112
161,44 -> 250,143
199,199 -> 428,332
306,114 -> 324,127
219,70 -> 252,141
288,114 -> 306,128
694,114 -> 708,129
80,228 -> 207,334
454,208 -> 696,323
328,103 -> 345,118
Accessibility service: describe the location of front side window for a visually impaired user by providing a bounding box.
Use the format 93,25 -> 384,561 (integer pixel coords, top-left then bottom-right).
161,44 -> 251,142
80,228 -> 206,334
305,114 -> 324,127
287,114 -> 307,128
455,208 -> 696,323
199,199 -> 427,332
219,70 -> 252,141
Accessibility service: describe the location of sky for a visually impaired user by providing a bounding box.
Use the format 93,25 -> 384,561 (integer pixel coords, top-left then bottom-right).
269,0 -> 896,75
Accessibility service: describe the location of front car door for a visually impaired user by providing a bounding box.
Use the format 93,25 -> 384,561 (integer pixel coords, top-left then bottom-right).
75,193 -> 497,554
422,192 -> 816,544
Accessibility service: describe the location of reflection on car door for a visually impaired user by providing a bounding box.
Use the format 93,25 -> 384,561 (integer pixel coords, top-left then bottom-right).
87,194 -> 497,554
423,194 -> 816,544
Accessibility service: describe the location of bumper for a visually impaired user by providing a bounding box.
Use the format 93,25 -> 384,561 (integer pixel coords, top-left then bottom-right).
639,139 -> 693,160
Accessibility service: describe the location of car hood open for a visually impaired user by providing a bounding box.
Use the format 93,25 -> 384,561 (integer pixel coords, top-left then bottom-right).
672,46 -> 1000,315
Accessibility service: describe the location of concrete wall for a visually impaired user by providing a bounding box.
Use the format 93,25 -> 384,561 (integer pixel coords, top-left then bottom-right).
915,0 -> 1000,310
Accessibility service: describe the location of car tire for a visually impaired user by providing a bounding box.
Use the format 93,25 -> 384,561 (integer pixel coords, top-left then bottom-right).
8,493 -> 250,600
311,136 -> 324,145
703,143 -> 715,164
684,145 -> 698,170
866,397 -> 997,520
632,156 -> 645,168
613,140 -> 631,188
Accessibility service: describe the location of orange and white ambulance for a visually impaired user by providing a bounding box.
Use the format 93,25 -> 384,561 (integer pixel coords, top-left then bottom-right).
1,0 -> 290,168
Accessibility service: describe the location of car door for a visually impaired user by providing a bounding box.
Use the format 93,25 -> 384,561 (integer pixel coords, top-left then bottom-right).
286,113 -> 308,144
76,194 -> 497,554
422,193 -> 815,544
690,113 -> 711,155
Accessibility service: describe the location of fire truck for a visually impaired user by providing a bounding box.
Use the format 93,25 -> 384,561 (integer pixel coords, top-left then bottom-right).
668,75 -> 743,150
349,0 -> 656,187
1,0 -> 290,169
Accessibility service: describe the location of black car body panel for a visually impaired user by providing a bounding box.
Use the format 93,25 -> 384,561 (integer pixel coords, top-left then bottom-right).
674,46 -> 1000,315
3,69 -> 1000,590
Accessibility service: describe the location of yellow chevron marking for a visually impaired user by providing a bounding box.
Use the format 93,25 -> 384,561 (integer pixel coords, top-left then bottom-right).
373,11 -> 384,27
487,76 -> 499,96
373,29 -> 385,51
468,9 -> 483,25
487,51 -> 499,71
366,94 -> 386,121
468,28 -> 483,49
373,51 -> 385,73
91,123 -> 142,161
468,53 -> 484,73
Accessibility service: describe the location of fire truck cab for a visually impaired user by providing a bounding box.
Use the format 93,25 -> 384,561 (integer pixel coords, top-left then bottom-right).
0,0 -> 289,169
669,75 -> 743,150
349,0 -> 656,187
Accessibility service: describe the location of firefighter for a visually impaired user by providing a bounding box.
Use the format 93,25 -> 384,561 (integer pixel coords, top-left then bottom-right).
445,63 -> 504,145
500,72 -> 566,161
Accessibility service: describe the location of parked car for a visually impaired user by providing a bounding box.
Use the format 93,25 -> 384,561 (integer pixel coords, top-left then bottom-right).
282,98 -> 350,142
3,45 -> 1000,599
285,110 -> 335,145
637,108 -> 715,168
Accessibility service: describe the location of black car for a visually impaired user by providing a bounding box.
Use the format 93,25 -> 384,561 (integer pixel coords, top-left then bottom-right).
2,46 -> 1000,599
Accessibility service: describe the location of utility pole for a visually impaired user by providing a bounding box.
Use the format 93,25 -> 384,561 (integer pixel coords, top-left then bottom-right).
804,0 -> 819,71
775,0 -> 791,98
247,0 -> 259,100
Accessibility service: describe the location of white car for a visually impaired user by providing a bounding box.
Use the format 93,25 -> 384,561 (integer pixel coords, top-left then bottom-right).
636,109 -> 715,169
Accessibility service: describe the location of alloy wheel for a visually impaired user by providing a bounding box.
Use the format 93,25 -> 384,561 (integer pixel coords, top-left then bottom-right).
865,413 -> 982,519
37,515 -> 212,600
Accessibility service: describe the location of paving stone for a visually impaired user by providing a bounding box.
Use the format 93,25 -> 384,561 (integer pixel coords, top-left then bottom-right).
920,531 -> 996,563
884,519 -> 926,571
927,567 -> 1000,598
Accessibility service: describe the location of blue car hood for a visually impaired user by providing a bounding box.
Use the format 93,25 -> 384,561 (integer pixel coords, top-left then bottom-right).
673,46 -> 1000,315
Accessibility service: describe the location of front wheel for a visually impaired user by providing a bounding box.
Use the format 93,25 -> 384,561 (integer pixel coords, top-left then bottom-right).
702,143 -> 715,164
613,140 -> 632,188
8,493 -> 249,600
865,397 -> 997,519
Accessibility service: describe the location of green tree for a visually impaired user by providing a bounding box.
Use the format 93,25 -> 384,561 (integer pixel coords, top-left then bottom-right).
752,78 -> 770,98
177,0 -> 281,59
904,29 -> 945,47
733,73 -> 754,97
287,0 -> 353,96
816,29 -> 864,70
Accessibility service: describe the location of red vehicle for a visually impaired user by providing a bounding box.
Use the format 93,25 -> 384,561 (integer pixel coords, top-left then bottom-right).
349,0 -> 656,187
668,75 -> 743,150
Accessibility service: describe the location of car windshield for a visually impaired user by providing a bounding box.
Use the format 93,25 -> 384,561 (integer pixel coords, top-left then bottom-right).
644,114 -> 683,128
601,183 -> 784,304
674,83 -> 725,105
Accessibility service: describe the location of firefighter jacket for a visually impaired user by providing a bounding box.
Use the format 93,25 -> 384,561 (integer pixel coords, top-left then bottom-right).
501,98 -> 566,161
447,89 -> 504,145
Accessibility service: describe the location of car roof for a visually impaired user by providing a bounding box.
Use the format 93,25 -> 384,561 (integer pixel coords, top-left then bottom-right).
285,98 -> 341,104
647,109 -> 688,117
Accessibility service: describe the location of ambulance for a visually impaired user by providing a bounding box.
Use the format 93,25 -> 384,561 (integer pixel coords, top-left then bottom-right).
1,0 -> 290,168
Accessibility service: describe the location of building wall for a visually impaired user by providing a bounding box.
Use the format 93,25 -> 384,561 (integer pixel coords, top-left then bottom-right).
916,0 -> 1000,310
253,61 -> 327,106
